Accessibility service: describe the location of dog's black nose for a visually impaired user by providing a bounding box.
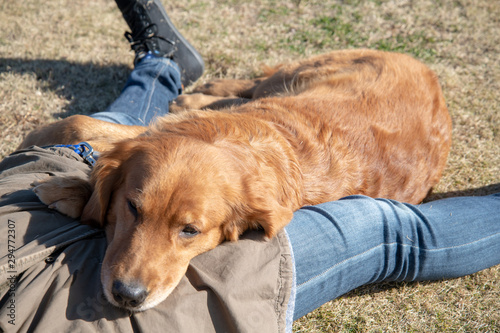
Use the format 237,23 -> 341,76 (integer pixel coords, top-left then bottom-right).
111,280 -> 149,308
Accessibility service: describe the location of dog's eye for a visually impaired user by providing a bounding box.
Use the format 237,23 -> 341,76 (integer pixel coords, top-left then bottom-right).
180,225 -> 200,238
127,200 -> 139,218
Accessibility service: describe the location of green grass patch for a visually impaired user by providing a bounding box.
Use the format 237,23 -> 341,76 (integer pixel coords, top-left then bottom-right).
374,32 -> 437,61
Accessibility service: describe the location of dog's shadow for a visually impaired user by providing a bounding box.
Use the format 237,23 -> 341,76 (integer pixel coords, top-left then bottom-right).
0,57 -> 130,117
425,182 -> 500,202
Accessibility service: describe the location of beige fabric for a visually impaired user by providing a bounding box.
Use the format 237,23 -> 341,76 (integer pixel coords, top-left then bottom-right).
0,146 -> 293,332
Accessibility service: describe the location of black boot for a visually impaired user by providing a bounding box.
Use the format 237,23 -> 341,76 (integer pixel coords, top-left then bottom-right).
116,0 -> 204,87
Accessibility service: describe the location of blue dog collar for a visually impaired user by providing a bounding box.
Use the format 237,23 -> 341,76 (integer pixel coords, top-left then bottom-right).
54,142 -> 99,167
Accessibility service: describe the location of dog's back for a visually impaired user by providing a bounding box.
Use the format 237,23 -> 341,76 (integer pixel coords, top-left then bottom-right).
230,50 -> 452,204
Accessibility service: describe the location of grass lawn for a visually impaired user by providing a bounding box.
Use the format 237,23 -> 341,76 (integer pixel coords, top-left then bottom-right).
1,0 -> 498,331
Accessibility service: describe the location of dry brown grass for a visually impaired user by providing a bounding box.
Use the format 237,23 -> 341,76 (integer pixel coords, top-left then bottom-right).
1,0 -> 498,331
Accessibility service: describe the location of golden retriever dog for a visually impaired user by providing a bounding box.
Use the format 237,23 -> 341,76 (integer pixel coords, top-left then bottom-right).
20,49 -> 452,311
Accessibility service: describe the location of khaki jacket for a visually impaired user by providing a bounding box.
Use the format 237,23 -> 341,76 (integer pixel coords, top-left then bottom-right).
0,146 -> 293,333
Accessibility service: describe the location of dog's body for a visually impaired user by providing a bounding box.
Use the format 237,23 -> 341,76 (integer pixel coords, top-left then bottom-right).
22,49 -> 452,311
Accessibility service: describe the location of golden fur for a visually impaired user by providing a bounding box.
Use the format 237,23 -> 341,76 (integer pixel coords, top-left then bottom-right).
21,49 -> 452,311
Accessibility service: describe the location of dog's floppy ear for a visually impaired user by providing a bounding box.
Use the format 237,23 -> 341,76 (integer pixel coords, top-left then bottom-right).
81,154 -> 121,227
81,141 -> 136,227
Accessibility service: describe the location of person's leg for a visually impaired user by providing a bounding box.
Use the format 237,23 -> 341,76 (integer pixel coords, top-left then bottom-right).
91,57 -> 182,126
91,0 -> 204,126
286,193 -> 500,320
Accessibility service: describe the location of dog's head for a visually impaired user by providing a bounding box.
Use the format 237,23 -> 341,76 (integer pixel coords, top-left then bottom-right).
81,133 -> 294,311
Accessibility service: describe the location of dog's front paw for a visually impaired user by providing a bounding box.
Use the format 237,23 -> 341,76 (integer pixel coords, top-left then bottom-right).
171,94 -> 208,112
171,93 -> 232,113
192,79 -> 240,97
32,176 -> 92,219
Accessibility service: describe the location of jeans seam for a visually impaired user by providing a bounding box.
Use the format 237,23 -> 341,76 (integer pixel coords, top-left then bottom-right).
140,63 -> 163,124
296,231 -> 500,289
138,58 -> 177,124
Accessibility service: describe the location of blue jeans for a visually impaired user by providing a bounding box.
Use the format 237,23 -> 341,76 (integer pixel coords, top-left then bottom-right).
92,57 -> 182,125
286,194 -> 500,319
94,57 -> 500,322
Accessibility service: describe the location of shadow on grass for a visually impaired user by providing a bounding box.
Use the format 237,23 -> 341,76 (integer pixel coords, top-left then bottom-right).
343,278 -> 462,301
425,183 -> 500,202
0,57 -> 131,117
